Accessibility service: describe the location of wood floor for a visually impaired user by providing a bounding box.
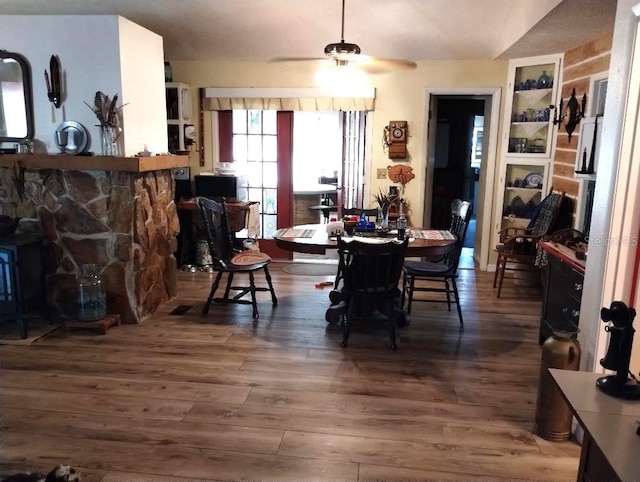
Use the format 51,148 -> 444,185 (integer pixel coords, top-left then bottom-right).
0,252 -> 581,481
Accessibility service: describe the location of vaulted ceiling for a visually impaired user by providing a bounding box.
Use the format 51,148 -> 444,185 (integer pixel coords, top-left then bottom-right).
0,0 -> 617,62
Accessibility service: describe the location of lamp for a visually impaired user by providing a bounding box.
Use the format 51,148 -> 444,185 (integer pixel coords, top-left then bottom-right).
314,63 -> 367,90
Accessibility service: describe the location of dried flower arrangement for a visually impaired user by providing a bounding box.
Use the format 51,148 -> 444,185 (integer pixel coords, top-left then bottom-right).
372,188 -> 399,210
84,91 -> 125,127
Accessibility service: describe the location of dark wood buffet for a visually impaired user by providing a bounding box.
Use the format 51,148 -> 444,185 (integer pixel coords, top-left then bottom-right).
538,240 -> 586,345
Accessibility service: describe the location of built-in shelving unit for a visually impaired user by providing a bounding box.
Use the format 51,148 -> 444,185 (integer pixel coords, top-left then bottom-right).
494,54 -> 562,241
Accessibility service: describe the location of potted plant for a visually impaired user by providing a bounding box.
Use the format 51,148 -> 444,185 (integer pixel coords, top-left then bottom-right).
372,188 -> 399,229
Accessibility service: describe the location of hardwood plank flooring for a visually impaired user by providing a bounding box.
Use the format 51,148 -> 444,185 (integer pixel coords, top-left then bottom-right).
0,254 -> 581,481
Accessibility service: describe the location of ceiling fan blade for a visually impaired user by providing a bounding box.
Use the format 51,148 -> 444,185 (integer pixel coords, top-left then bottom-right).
270,57 -> 327,63
357,57 -> 418,74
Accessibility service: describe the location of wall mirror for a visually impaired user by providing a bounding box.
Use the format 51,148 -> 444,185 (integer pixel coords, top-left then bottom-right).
0,50 -> 34,143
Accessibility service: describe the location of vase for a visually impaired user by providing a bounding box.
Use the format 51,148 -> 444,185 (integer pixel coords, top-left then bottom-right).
76,264 -> 107,322
99,125 -> 120,156
537,70 -> 551,89
377,207 -> 389,230
534,327 -> 581,441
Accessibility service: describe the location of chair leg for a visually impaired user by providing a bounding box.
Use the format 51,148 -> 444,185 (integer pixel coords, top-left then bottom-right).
341,300 -> 354,348
248,271 -> 259,320
493,255 -> 501,288
445,279 -> 452,311
496,255 -> 507,298
400,270 -> 407,312
202,272 -> 223,315
223,272 -> 234,299
451,278 -> 464,329
406,274 -> 416,315
385,300 -> 398,351
263,266 -> 278,305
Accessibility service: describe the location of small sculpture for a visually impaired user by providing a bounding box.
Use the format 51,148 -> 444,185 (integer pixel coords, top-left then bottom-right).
387,164 -> 415,185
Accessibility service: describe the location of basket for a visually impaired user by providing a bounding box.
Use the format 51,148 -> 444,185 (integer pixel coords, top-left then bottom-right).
226,202 -> 258,233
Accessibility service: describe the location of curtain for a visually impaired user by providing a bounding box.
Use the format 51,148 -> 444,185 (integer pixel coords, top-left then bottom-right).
203,87 -> 375,112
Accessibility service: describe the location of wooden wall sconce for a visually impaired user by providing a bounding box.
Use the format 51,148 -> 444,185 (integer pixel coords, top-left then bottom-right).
552,88 -> 587,142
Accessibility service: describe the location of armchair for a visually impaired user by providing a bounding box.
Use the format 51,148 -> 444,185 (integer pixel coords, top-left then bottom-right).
493,191 -> 565,298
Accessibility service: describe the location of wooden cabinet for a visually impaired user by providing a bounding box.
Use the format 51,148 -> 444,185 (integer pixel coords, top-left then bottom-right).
493,55 -> 562,246
539,241 -> 585,344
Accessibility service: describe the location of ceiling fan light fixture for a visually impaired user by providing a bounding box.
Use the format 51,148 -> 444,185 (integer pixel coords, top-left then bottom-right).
324,41 -> 361,56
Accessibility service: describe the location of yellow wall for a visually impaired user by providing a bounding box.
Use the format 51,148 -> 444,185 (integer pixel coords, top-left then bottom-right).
171,59 -> 508,224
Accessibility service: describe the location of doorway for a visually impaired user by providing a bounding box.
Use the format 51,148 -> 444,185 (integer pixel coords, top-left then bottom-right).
423,88 -> 501,271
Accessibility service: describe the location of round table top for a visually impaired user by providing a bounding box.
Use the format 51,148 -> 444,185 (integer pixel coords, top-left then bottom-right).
273,224 -> 456,257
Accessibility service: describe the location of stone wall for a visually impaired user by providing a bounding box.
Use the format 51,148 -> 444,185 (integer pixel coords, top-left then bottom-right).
0,167 -> 179,323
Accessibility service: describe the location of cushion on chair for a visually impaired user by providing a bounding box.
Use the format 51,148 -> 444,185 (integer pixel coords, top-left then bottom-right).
404,260 -> 453,276
230,250 -> 271,266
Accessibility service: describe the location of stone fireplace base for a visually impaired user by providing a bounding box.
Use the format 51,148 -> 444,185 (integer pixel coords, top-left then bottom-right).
0,154 -> 188,323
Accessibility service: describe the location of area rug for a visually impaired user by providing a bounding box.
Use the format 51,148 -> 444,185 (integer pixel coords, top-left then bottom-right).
282,263 -> 338,276
0,318 -> 62,345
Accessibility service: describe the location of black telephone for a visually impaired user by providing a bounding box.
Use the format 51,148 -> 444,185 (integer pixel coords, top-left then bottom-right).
596,301 -> 640,399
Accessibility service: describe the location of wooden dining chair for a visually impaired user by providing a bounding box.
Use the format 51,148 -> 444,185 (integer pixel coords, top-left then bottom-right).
337,236 -> 409,350
401,199 -> 471,328
195,196 -> 277,320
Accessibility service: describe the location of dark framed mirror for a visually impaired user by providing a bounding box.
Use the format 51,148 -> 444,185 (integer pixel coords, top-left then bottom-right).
0,49 -> 34,143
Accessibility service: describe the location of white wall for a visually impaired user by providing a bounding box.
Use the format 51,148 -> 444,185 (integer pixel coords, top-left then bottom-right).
0,15 -> 167,156
579,0 -> 640,373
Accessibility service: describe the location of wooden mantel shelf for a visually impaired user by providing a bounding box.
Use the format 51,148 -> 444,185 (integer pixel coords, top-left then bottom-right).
0,154 -> 189,173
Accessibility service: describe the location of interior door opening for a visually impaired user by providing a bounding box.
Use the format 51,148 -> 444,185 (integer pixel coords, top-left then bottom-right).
424,90 -> 499,272
429,97 -> 485,247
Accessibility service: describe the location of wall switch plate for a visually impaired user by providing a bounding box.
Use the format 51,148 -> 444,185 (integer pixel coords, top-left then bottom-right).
377,168 -> 387,179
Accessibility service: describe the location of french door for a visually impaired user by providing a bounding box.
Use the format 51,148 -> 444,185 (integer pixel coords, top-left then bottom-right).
340,111 -> 368,212
218,109 -> 369,259
219,110 -> 293,259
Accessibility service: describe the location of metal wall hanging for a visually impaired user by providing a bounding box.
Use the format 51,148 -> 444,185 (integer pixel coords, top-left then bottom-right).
552,88 -> 587,142
44,54 -> 62,108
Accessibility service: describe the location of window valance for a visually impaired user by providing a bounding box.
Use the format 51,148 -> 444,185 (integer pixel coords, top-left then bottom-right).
204,87 -> 375,111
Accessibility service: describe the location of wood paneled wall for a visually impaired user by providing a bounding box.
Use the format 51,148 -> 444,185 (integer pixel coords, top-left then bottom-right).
551,32 -> 613,203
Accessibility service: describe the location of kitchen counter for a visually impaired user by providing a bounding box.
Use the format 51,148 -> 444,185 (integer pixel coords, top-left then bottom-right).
293,183 -> 337,195
293,184 -> 337,224
551,369 -> 640,481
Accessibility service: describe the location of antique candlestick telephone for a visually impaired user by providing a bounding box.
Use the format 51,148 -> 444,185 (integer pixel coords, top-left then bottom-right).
596,301 -> 640,400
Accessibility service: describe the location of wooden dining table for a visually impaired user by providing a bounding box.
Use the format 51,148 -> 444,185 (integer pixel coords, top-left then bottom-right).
274,223 -> 457,328
273,223 -> 457,258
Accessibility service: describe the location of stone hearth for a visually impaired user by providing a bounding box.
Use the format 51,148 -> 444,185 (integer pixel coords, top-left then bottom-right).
0,164 -> 181,323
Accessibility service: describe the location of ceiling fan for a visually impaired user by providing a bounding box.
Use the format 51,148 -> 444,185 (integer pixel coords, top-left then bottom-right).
271,0 -> 417,74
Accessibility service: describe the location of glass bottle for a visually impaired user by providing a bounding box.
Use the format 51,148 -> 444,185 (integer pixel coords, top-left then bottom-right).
397,204 -> 407,240
76,264 -> 107,321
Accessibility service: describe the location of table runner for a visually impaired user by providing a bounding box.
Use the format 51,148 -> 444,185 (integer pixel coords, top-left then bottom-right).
410,230 -> 456,240
280,228 -> 316,238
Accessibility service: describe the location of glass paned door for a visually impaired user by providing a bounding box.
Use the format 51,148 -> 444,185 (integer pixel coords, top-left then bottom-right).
229,110 -> 293,258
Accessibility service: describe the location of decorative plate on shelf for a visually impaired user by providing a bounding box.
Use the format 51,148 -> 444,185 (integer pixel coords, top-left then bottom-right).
523,172 -> 543,188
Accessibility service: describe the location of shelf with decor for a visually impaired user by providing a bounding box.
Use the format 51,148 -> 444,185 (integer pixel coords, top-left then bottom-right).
493,54 -> 562,249
166,82 -> 194,154
505,57 -> 561,157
